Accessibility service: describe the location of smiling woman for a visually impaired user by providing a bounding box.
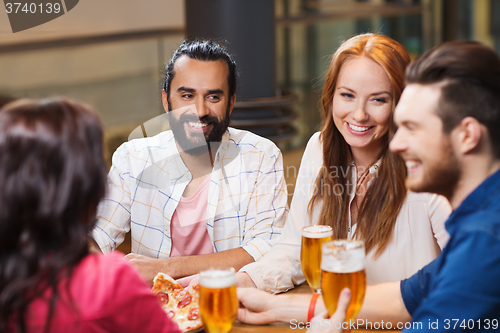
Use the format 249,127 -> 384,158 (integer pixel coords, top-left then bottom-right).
310,33 -> 418,256
332,56 -> 393,171
239,33 -> 452,293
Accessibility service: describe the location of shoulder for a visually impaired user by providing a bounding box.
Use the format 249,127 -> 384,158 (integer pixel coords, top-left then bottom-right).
77,252 -> 136,279
227,127 -> 281,154
110,131 -> 176,170
72,255 -> 180,332
436,212 -> 500,286
305,132 -> 322,151
68,253 -> 150,314
115,131 -> 174,155
77,253 -> 155,303
301,132 -> 324,166
453,187 -> 500,236
300,132 -> 323,162
452,210 -> 500,241
404,191 -> 449,207
401,192 -> 452,221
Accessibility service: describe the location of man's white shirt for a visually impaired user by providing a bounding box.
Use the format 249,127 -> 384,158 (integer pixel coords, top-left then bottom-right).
93,128 -> 288,260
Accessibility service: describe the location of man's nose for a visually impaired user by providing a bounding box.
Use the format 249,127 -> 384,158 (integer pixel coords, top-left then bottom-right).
195,98 -> 210,119
389,130 -> 407,153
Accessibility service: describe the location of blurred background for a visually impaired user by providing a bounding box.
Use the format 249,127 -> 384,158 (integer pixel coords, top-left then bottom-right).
1,0 -> 498,167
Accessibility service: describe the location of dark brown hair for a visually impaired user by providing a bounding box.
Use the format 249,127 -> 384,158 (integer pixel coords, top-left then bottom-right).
309,33 -> 409,256
0,98 -> 106,332
406,40 -> 500,158
164,39 -> 237,99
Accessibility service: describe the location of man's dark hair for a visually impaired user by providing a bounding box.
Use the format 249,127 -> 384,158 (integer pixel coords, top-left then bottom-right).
163,40 -> 237,99
406,40 -> 500,158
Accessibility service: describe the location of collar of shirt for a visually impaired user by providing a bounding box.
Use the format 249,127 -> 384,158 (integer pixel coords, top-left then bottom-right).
347,159 -> 381,237
445,168 -> 500,229
349,159 -> 381,196
164,129 -> 233,181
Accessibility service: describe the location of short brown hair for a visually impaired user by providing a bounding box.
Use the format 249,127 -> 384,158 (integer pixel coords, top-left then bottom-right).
406,41 -> 500,158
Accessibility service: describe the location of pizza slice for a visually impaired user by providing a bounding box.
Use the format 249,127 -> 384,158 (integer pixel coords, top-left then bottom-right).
152,273 -> 202,332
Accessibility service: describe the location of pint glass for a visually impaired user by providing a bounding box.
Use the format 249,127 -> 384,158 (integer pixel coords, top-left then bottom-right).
321,240 -> 366,323
199,269 -> 238,333
300,225 -> 333,293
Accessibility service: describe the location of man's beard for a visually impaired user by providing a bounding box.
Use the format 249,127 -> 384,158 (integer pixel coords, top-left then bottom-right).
406,138 -> 461,200
168,102 -> 230,156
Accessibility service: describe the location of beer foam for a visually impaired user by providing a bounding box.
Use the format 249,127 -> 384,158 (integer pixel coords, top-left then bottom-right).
302,225 -> 333,238
321,240 -> 365,273
199,269 -> 236,288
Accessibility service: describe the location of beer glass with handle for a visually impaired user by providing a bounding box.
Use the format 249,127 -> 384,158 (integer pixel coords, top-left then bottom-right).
301,225 -> 333,293
321,240 -> 366,328
199,269 -> 238,333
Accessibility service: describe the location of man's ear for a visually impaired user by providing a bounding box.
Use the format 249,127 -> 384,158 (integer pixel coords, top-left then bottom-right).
457,117 -> 483,154
162,90 -> 170,113
228,94 -> 236,116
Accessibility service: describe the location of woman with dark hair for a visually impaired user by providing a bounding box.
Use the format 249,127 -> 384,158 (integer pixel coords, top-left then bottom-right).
238,33 -> 451,292
0,98 -> 180,332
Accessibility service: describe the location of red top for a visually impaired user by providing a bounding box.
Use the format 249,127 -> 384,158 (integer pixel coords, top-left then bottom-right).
17,252 -> 181,333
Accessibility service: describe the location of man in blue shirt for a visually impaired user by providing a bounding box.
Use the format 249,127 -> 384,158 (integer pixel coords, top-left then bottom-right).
386,40 -> 500,332
236,40 -> 500,332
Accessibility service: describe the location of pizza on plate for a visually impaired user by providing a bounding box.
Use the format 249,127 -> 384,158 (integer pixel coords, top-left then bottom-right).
151,273 -> 202,332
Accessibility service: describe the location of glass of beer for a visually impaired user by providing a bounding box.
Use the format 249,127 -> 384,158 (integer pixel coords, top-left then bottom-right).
199,268 -> 238,333
301,225 -> 333,293
321,240 -> 366,325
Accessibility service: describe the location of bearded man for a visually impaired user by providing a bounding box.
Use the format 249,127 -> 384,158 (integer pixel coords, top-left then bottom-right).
92,40 -> 287,283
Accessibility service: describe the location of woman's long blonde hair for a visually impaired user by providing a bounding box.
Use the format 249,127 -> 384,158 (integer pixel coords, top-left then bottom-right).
308,33 -> 410,256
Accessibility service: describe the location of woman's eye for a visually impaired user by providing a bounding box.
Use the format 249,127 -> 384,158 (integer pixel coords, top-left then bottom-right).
340,93 -> 354,99
373,97 -> 388,103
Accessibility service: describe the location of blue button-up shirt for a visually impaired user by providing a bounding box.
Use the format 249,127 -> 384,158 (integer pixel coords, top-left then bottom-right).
401,169 -> 500,332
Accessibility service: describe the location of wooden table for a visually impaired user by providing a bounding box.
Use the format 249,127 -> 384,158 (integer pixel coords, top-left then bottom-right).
230,284 -> 398,333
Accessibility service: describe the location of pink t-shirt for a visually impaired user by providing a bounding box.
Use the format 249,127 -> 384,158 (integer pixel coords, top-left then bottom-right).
170,176 -> 214,257
17,253 -> 181,333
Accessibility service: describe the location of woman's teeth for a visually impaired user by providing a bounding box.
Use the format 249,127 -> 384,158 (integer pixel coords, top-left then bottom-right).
348,123 -> 371,132
405,161 -> 419,169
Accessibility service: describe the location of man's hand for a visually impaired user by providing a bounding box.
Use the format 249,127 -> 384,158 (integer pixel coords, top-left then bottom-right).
125,253 -> 166,284
87,236 -> 102,254
177,274 -> 200,288
125,248 -> 254,284
357,282 -> 411,326
237,288 -> 281,324
238,288 -> 323,325
307,289 -> 351,333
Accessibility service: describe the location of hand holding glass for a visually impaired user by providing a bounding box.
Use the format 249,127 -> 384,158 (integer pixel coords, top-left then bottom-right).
321,240 -> 366,324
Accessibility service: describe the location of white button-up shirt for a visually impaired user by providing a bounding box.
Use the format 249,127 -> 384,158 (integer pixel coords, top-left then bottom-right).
93,128 -> 288,260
